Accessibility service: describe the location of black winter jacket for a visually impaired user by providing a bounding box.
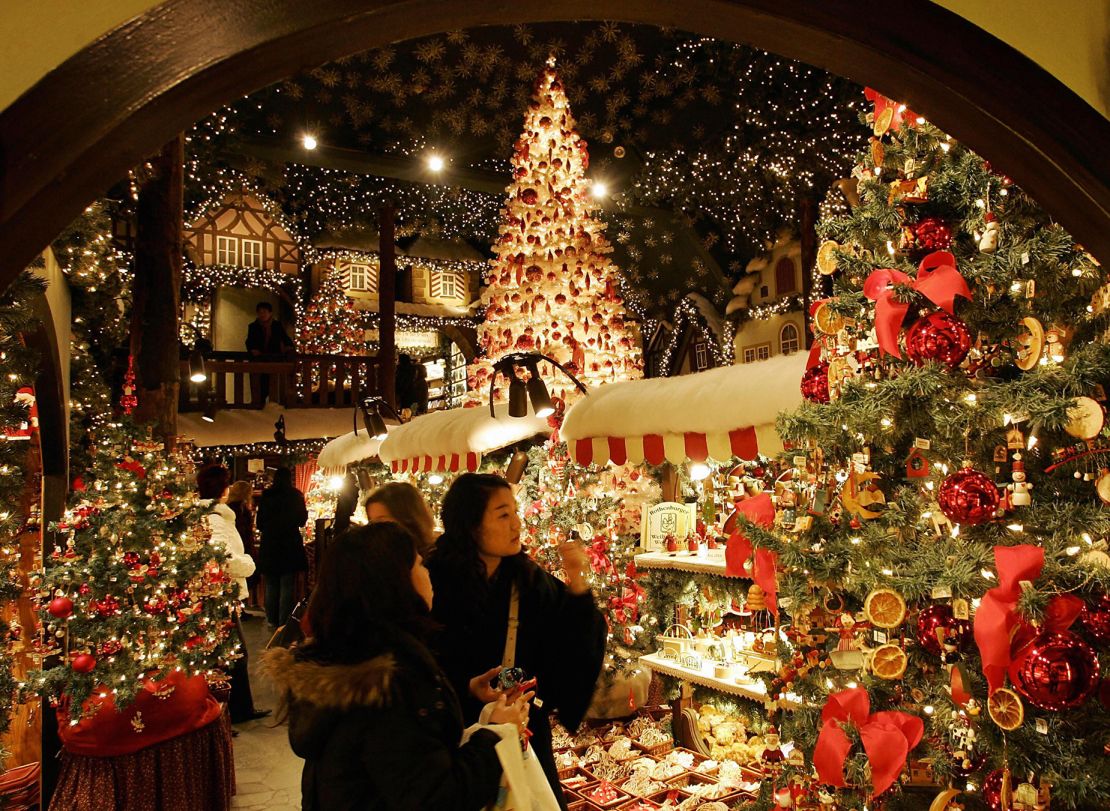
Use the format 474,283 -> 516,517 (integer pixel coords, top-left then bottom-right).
426,551 -> 606,809
255,485 -> 309,574
263,634 -> 503,811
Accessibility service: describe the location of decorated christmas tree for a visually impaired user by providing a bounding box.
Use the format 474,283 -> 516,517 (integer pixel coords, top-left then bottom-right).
30,418 -> 240,720
469,57 -> 642,402
298,267 -> 365,355
736,91 -> 1110,809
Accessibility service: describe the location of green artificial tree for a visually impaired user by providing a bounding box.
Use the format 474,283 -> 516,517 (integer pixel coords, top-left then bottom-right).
736,91 -> 1110,810
298,267 -> 365,356
30,418 -> 241,721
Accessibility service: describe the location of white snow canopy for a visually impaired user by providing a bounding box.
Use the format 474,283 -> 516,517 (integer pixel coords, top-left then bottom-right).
561,352 -> 807,465
316,430 -> 383,474
378,403 -> 551,473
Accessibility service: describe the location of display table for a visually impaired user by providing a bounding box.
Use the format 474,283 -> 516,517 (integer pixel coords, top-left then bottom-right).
633,548 -> 742,577
639,653 -> 801,708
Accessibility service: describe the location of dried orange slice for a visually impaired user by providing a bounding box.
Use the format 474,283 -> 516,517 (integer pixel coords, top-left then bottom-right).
871,644 -> 907,679
864,588 -> 907,629
874,106 -> 894,136
817,240 -> 841,276
814,302 -> 848,335
987,687 -> 1024,731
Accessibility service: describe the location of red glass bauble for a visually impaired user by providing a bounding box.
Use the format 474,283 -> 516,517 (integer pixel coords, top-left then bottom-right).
1079,593 -> 1110,645
520,188 -> 538,205
938,466 -> 999,525
916,604 -> 972,656
905,310 -> 972,368
913,216 -> 952,250
800,362 -> 831,404
981,769 -> 1005,811
71,653 -> 96,673
1011,630 -> 1100,711
47,596 -> 74,619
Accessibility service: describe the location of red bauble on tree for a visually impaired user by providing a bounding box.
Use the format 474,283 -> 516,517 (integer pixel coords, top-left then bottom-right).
905,310 -> 972,368
913,216 -> 952,251
47,596 -> 74,619
1079,593 -> 1110,645
916,604 -> 972,656
938,464 -> 999,525
981,769 -> 1006,811
71,653 -> 96,673
800,362 -> 831,404
1011,630 -> 1100,711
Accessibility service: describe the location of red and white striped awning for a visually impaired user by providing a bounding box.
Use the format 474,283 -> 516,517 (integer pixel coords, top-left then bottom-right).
378,402 -> 551,475
561,353 -> 806,467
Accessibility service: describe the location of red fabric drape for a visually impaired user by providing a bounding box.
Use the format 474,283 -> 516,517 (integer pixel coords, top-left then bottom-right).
295,460 -> 317,493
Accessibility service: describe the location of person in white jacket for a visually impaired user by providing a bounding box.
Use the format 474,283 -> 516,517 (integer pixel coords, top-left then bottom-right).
197,463 -> 271,725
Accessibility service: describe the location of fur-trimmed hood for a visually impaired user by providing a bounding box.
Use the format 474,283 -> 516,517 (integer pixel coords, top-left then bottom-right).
262,646 -> 396,710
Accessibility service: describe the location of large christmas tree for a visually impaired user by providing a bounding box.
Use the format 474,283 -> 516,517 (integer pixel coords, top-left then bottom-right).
30,418 -> 240,720
740,92 -> 1110,809
298,267 -> 365,355
470,57 -> 642,402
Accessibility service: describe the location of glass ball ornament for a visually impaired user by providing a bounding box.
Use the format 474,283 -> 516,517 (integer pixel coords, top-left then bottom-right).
71,653 -> 97,673
938,465 -> 999,525
47,596 -> 74,619
916,604 -> 972,656
905,310 -> 972,368
1079,593 -> 1110,645
1011,630 -> 1100,711
913,216 -> 953,251
800,362 -> 831,404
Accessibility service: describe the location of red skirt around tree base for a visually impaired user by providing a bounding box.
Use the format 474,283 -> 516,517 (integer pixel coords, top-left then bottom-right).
49,713 -> 235,811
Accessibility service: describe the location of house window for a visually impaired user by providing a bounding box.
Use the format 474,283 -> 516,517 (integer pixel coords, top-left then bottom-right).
775,258 -> 797,296
742,343 -> 772,363
241,239 -> 263,268
431,270 -> 465,300
216,235 -> 238,265
348,263 -> 373,292
780,323 -> 800,355
694,341 -> 710,371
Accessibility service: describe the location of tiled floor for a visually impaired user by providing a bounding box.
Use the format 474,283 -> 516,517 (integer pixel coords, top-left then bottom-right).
230,612 -> 303,810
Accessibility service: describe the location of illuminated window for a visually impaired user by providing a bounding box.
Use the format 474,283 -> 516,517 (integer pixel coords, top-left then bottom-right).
775,257 -> 797,296
241,239 -> 263,268
742,343 -> 771,363
431,270 -> 464,300
348,263 -> 370,291
780,323 -> 800,355
694,341 -> 709,370
216,235 -> 238,265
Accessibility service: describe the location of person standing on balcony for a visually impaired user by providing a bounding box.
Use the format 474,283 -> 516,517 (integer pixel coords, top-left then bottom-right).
246,301 -> 294,406
257,466 -> 309,629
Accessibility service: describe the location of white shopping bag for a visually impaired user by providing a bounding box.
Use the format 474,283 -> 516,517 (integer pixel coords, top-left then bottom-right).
463,723 -> 562,811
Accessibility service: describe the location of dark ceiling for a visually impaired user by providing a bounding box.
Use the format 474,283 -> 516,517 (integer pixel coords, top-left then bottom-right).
185,22 -> 867,317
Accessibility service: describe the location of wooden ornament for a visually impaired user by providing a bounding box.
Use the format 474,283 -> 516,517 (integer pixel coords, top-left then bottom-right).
1065,396 -> 1105,439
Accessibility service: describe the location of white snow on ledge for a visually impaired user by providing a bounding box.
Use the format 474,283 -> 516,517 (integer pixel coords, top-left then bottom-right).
561,352 -> 807,441
317,430 -> 383,472
378,402 -> 550,464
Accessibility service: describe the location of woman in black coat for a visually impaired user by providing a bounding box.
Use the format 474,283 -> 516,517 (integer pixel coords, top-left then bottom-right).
426,473 -> 607,810
256,466 -> 309,627
264,523 -> 531,811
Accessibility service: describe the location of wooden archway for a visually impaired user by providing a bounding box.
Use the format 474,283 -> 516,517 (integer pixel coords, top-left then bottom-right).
1,0 -> 1109,289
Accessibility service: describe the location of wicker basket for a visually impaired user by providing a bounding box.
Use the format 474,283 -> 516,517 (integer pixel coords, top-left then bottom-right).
631,737 -> 674,757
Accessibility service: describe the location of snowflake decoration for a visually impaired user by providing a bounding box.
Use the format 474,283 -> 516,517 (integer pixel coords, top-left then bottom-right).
660,253 -> 673,265
600,22 -> 620,42
415,40 -> 446,63
446,30 -> 467,44
660,231 -> 673,245
616,231 -> 631,244
513,24 -> 533,45
643,235 -> 657,248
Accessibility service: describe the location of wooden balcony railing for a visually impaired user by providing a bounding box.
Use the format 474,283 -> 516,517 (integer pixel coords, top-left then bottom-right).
179,351 -> 380,411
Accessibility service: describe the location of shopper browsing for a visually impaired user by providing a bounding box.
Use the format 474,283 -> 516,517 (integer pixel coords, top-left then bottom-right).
364,481 -> 437,556
426,473 -> 606,809
264,523 -> 531,810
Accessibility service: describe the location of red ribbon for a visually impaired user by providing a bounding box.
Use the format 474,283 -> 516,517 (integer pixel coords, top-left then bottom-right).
972,544 -> 1044,693
813,687 -> 924,798
724,492 -> 780,616
863,251 -> 971,358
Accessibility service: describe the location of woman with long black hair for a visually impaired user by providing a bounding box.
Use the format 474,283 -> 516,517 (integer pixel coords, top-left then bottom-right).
426,473 -> 607,809
264,523 -> 530,811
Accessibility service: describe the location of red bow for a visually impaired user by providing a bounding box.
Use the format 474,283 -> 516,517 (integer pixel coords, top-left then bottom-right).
863,251 -> 971,358
813,687 -> 924,797
587,538 -> 613,575
725,492 -> 780,616
864,88 -> 920,134
609,581 -> 645,624
972,544 -> 1044,693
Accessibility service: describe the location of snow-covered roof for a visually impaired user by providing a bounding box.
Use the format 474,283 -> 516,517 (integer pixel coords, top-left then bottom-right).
560,352 -> 807,464
684,292 -> 726,341
316,430 -> 383,473
378,403 -> 551,473
178,403 -> 354,448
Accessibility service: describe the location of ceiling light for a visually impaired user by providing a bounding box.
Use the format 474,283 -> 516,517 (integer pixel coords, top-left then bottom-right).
524,361 -> 554,418
201,401 -> 217,423
507,377 -> 528,418
427,154 -> 445,172
591,182 -> 608,199
302,134 -> 318,150
188,348 -> 207,384
689,462 -> 712,481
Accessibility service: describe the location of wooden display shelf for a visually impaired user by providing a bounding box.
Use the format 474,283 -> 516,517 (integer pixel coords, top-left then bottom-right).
633,549 -> 746,577
639,653 -> 800,709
